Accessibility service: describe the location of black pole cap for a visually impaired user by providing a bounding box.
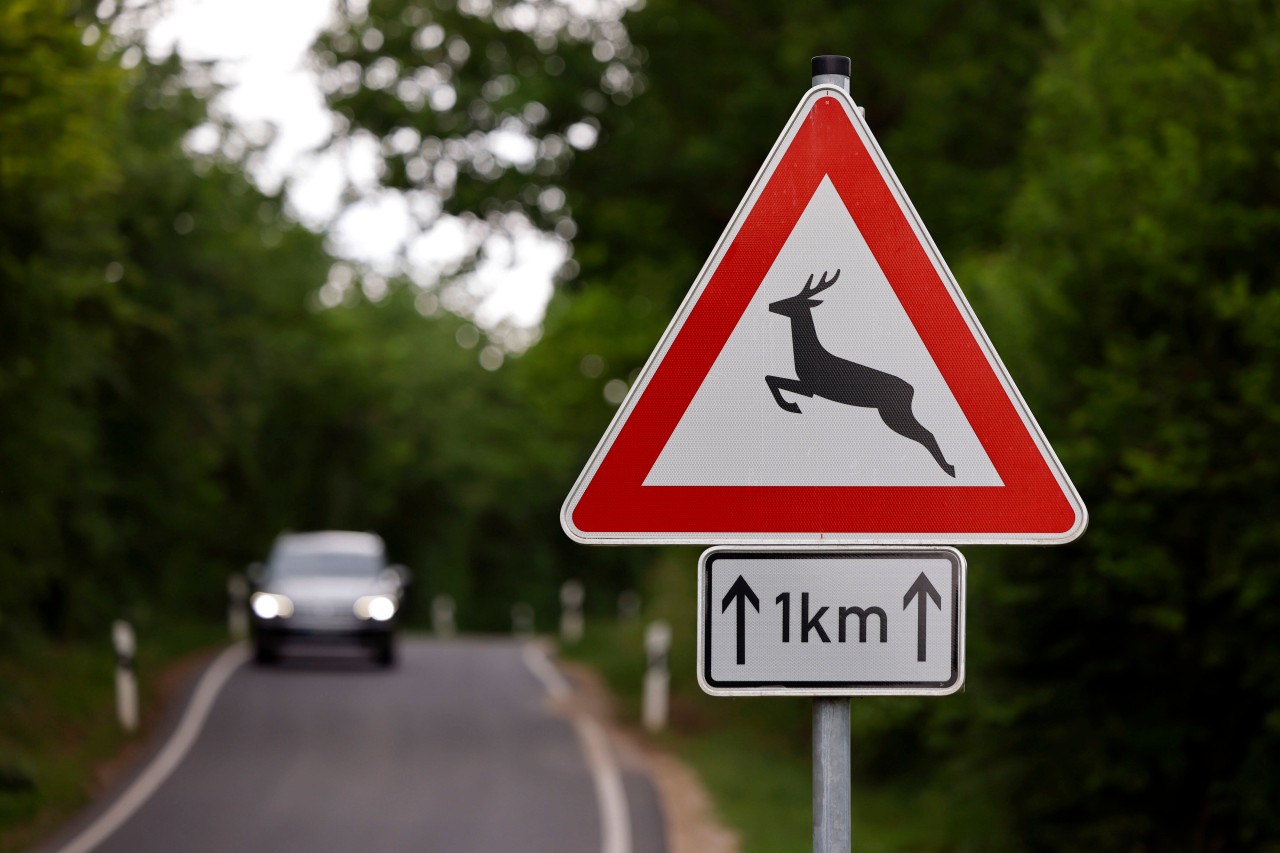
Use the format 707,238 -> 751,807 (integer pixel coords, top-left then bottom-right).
811,55 -> 851,77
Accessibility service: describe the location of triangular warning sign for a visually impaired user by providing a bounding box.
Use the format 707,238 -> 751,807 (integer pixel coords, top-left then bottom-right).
562,85 -> 1087,545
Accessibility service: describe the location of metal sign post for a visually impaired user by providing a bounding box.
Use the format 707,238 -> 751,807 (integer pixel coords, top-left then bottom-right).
813,697 -> 851,852
812,59 -> 856,850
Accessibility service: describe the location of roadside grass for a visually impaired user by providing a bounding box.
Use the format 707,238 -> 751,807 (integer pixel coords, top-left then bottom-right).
0,619 -> 223,852
561,549 -> 995,852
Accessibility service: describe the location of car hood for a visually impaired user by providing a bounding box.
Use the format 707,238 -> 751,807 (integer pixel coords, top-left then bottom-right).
263,576 -> 397,603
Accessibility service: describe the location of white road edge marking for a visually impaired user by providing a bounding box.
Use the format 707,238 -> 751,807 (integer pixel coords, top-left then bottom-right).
54,643 -> 251,853
522,642 -> 632,853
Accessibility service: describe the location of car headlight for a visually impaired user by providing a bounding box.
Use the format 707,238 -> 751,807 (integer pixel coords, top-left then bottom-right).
354,595 -> 397,622
251,592 -> 294,619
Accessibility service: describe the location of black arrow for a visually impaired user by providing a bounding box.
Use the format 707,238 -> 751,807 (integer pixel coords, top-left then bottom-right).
721,575 -> 760,665
903,572 -> 942,662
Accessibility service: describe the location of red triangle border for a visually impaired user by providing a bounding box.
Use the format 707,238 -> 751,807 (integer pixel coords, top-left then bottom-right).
565,89 -> 1085,543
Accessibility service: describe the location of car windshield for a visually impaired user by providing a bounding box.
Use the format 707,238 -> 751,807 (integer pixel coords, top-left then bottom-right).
269,551 -> 383,579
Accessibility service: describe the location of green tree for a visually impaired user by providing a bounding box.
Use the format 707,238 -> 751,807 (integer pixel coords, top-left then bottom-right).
0,0 -> 133,634
2,2 -> 352,635
959,0 -> 1280,846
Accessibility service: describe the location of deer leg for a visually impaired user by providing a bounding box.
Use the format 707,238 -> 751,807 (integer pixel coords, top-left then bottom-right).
878,402 -> 956,478
766,376 -> 810,414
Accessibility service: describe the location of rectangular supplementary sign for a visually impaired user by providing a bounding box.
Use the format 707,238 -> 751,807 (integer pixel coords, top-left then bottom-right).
698,548 -> 965,696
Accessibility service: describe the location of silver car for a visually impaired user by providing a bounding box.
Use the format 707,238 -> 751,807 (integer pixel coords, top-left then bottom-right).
249,531 -> 408,666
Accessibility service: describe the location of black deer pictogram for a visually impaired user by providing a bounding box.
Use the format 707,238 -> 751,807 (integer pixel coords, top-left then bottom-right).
765,269 -> 956,477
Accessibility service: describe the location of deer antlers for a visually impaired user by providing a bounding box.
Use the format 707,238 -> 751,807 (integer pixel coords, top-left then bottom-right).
800,269 -> 840,298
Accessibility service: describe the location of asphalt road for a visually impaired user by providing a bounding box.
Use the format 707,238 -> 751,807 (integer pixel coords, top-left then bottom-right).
50,638 -> 665,853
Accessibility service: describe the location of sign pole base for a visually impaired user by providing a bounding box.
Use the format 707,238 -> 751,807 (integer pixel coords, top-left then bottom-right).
813,697 -> 851,852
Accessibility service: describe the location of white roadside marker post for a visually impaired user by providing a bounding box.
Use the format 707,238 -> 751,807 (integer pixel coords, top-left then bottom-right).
111,620 -> 138,733
642,620 -> 671,733
226,574 -> 248,641
431,594 -> 456,638
560,580 -> 585,644
617,590 -> 641,621
512,602 -> 535,638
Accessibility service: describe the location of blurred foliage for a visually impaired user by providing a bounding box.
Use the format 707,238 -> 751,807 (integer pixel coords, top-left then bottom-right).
3,0 -> 1280,848
953,0 -> 1280,847
0,0 -> 352,637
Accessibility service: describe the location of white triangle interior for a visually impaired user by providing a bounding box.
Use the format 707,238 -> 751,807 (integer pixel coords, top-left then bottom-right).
644,176 -> 1003,487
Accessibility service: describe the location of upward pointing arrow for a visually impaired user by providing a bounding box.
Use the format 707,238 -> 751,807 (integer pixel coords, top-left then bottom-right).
721,575 -> 760,665
903,573 -> 943,662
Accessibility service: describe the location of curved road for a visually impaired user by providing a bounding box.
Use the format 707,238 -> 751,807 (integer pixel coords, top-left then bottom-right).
49,638 -> 665,853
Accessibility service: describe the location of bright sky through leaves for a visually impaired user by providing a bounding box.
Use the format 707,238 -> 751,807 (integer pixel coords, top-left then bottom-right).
142,0 -> 563,330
